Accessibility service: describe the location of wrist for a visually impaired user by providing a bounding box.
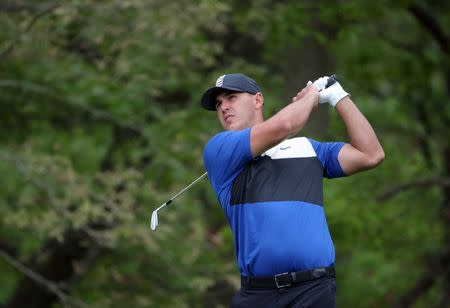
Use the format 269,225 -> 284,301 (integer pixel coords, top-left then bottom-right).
330,93 -> 350,107
327,83 -> 350,107
334,96 -> 352,108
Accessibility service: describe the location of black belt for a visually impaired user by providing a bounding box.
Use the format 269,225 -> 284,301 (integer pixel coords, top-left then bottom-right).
241,266 -> 335,289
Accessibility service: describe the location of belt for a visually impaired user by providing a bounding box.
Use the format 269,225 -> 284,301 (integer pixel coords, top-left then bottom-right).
241,266 -> 335,289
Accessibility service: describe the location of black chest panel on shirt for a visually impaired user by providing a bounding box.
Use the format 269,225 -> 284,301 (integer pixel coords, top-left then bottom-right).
230,156 -> 324,206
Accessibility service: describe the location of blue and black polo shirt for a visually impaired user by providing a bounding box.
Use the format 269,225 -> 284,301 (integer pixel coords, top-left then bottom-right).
203,128 -> 346,277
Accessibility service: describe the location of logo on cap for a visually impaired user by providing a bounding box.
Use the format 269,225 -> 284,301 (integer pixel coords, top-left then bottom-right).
216,75 -> 225,87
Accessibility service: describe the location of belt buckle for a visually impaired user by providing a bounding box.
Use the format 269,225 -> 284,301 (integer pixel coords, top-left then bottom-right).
312,268 -> 327,278
275,272 -> 291,288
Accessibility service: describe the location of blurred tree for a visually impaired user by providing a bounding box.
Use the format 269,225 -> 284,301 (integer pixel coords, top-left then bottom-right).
0,0 -> 448,307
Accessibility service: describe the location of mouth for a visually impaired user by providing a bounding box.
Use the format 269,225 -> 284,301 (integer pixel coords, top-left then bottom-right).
224,114 -> 233,123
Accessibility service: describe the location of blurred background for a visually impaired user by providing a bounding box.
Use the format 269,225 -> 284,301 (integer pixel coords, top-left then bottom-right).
0,0 -> 449,307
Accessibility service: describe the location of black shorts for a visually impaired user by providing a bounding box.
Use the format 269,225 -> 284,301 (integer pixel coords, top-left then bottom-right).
230,276 -> 336,308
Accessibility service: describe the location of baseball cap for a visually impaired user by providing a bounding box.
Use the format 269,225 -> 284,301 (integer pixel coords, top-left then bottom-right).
201,73 -> 261,111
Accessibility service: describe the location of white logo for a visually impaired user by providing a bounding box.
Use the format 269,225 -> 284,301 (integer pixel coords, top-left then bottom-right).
216,75 -> 225,87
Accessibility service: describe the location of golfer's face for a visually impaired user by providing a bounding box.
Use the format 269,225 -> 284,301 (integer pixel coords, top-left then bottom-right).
215,92 -> 257,131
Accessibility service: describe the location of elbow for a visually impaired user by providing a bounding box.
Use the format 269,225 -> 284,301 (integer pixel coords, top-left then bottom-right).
282,120 -> 295,136
281,117 -> 299,137
368,149 -> 385,168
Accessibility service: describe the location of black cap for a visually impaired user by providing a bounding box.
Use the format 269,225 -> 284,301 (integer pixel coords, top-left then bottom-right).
201,73 -> 261,111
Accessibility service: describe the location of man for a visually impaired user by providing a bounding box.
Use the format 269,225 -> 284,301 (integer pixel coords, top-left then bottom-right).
201,73 -> 384,307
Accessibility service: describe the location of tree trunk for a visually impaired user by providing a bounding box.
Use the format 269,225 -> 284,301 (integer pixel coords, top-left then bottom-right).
6,230 -> 91,308
439,146 -> 450,307
279,37 -> 335,139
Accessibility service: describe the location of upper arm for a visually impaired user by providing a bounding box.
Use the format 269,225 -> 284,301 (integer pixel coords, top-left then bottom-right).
249,86 -> 319,157
308,138 -> 346,178
338,144 -> 383,175
250,119 -> 291,157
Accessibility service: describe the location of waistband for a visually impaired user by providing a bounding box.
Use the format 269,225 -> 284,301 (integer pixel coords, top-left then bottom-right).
241,266 -> 335,289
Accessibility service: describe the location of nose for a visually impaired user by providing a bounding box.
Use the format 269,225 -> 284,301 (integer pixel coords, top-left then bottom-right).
220,100 -> 231,111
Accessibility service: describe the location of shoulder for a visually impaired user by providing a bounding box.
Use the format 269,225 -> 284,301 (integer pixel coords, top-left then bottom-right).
204,131 -> 232,154
206,130 -> 236,145
305,138 -> 345,154
206,129 -> 251,145
203,128 -> 252,161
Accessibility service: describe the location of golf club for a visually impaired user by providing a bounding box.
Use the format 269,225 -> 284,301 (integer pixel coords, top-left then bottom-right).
325,74 -> 337,88
150,75 -> 337,231
150,172 -> 208,231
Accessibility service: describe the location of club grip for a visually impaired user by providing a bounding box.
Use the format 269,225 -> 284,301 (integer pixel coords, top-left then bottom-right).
325,74 -> 338,88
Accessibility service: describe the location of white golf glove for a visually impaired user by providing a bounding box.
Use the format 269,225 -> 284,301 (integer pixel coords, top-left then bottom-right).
307,76 -> 350,107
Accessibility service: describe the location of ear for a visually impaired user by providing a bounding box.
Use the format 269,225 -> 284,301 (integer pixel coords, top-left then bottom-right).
254,92 -> 264,110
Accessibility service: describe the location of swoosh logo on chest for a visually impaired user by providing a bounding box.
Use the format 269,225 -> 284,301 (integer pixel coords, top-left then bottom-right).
279,146 -> 291,150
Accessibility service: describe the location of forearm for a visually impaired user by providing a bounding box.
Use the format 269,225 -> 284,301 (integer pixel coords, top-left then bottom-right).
336,97 -> 385,163
272,91 -> 317,135
250,89 -> 317,156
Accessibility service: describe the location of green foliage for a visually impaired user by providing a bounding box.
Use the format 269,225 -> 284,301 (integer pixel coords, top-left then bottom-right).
1,0 -> 448,307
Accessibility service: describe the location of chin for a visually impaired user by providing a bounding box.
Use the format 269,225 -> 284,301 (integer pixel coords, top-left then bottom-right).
222,120 -> 247,131
227,124 -> 242,131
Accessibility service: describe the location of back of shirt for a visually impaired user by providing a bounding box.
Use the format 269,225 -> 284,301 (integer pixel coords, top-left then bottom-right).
203,128 -> 345,277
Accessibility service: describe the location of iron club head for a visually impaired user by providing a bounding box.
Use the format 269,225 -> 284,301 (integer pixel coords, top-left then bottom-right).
149,172 -> 208,232
150,210 -> 158,231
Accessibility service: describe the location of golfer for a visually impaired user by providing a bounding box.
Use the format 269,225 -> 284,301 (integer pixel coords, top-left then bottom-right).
201,73 -> 384,307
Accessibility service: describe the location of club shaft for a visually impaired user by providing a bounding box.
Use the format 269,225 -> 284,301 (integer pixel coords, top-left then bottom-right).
155,172 -> 208,211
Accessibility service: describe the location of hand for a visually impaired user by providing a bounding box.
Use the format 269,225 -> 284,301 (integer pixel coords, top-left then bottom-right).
307,77 -> 327,92
292,84 -> 319,108
307,76 -> 350,107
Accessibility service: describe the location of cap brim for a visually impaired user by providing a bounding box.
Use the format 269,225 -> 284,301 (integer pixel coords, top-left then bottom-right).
201,87 -> 222,111
201,86 -> 245,111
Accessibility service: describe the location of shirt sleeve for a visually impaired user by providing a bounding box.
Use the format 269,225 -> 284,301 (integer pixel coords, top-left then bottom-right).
203,128 -> 253,194
307,138 -> 347,179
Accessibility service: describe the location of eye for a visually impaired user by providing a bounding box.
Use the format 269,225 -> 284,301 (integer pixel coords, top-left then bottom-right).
215,101 -> 222,110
